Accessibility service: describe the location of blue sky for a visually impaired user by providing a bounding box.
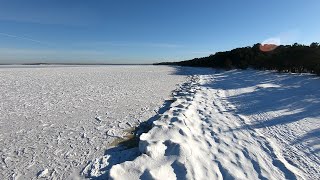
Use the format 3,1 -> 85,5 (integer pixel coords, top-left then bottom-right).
0,0 -> 319,64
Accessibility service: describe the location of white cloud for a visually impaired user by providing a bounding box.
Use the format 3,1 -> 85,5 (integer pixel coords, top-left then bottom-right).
0,32 -> 50,45
261,37 -> 281,45
261,29 -> 301,45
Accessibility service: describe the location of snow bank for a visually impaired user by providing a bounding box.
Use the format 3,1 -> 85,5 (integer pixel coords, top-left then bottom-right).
108,69 -> 319,180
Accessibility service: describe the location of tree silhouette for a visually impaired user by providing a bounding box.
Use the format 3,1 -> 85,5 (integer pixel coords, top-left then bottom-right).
155,42 -> 320,75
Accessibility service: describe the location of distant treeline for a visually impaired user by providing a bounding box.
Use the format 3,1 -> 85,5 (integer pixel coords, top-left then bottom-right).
155,43 -> 320,75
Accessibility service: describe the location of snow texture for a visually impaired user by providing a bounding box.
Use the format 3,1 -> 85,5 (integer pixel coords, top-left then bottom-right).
106,68 -> 320,180
0,65 -> 186,179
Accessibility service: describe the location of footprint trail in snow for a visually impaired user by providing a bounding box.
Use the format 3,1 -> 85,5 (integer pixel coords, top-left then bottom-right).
109,71 -> 318,180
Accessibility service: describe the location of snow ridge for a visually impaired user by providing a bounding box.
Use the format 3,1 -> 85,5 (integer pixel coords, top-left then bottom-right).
109,73 -> 307,180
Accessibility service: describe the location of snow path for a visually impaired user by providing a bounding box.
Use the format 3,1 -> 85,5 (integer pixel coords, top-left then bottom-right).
109,69 -> 319,180
0,65 -> 186,179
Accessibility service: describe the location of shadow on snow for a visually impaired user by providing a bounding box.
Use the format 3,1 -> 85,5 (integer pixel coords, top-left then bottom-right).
86,65 -> 320,179
206,69 -> 320,156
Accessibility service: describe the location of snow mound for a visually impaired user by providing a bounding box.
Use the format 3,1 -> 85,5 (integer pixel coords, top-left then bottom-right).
109,69 -> 319,180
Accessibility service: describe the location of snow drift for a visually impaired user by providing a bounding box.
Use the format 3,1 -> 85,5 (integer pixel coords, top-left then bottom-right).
107,69 -> 319,180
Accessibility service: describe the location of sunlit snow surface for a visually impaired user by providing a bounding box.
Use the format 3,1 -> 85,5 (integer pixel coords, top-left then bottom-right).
107,68 -> 320,180
0,65 -> 186,179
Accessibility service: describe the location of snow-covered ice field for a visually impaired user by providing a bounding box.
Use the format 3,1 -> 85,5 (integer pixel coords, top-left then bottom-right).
104,68 -> 319,180
1,66 -> 319,180
0,65 -> 186,179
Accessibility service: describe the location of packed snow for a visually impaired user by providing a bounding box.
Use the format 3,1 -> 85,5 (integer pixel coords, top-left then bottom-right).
94,68 -> 319,180
0,65 -> 186,179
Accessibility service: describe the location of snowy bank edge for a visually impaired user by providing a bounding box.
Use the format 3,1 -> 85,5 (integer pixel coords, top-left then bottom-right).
80,75 -> 195,178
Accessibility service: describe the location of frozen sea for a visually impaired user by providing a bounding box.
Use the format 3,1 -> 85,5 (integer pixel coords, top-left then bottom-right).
0,65 -> 186,179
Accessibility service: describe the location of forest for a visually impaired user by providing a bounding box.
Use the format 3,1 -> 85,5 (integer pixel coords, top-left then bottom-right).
155,43 -> 320,75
